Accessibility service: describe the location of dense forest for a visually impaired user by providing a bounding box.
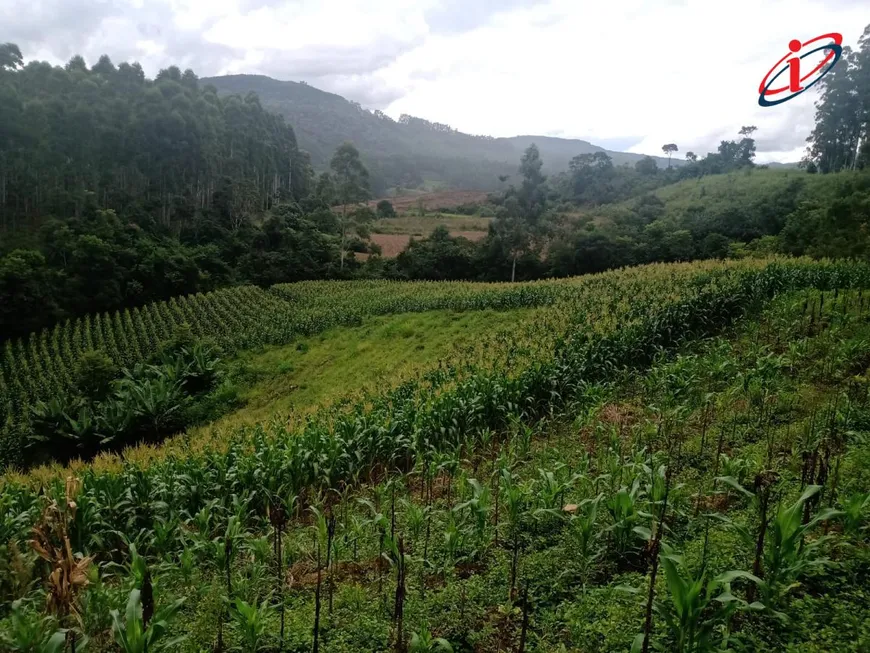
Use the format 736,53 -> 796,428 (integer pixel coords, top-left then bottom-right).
1,25 -> 869,342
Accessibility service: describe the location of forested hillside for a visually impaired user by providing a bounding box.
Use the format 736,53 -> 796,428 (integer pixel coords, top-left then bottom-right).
0,51 -> 310,234
202,74 -> 676,193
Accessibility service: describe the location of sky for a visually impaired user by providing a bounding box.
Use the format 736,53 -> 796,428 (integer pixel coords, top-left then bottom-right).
4,0 -> 868,162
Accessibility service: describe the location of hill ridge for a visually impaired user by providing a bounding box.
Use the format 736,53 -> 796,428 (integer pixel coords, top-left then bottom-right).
202,74 -> 676,193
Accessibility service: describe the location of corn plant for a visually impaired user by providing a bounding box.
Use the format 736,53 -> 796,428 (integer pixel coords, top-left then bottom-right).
1,600 -> 67,653
111,588 -> 185,653
841,491 -> 870,537
453,478 -> 491,557
628,547 -> 763,653
716,484 -> 840,610
229,598 -> 274,653
409,626 -> 453,652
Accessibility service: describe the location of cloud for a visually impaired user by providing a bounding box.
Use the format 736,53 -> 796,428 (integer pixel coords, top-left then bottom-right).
4,0 -> 868,161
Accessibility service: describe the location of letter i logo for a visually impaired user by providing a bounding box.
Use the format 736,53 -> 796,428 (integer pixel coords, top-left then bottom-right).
788,39 -> 803,92
758,33 -> 843,107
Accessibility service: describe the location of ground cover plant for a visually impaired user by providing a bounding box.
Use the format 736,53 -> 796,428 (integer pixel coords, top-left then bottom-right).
1,259 -> 870,652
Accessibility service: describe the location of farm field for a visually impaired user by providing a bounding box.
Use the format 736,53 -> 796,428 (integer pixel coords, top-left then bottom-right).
191,307 -> 540,434
366,191 -> 490,213
370,230 -> 489,258
369,213 -> 492,258
2,259 -> 870,652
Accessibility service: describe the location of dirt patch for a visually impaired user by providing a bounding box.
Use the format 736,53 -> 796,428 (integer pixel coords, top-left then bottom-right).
287,558 -> 382,588
370,234 -> 411,257
369,231 -> 488,258
452,230 -> 488,242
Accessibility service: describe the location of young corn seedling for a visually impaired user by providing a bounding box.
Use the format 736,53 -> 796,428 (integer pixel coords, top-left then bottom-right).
111,587 -> 185,653
2,600 -> 67,653
229,597 -> 274,653
627,546 -> 763,653
409,626 -> 453,652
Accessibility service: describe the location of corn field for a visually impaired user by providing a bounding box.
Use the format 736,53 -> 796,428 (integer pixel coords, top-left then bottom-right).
2,258 -> 870,651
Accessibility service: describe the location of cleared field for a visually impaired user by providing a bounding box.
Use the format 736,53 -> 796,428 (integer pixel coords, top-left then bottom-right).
370,229 -> 488,257
367,189 -> 489,212
205,307 -> 540,430
371,213 -> 492,235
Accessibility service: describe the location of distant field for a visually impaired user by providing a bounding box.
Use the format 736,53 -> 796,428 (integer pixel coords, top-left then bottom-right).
372,213 -> 492,235
369,189 -> 489,212
370,230 -> 488,257
367,212 -> 492,257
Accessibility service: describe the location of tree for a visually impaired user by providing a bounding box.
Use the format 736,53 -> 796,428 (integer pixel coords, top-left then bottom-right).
330,143 -> 371,269
661,144 -> 679,168
569,152 -> 615,204
492,144 -> 549,282
0,43 -> 23,71
685,152 -> 698,163
635,156 -> 659,175
738,126 -> 758,139
492,197 -> 531,283
806,25 -> 870,172
516,144 -> 547,224
376,200 -> 396,218
75,350 -> 118,400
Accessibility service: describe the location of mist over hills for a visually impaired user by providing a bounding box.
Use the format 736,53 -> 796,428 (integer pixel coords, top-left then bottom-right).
202,74 -> 676,194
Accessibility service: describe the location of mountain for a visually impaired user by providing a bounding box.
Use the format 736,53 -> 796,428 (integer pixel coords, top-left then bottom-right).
201,74 -> 676,195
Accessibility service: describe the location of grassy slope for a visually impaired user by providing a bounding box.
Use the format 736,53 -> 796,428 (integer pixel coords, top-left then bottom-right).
212,308 -> 535,430
583,168 -> 867,230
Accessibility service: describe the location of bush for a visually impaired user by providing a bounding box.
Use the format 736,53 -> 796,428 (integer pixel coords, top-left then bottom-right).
376,200 -> 396,218
75,350 -> 118,400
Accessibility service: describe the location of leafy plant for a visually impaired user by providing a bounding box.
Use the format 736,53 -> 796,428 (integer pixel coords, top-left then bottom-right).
410,626 -> 453,652
1,600 -> 67,653
629,548 -> 762,653
841,491 -> 870,537
229,598 -> 273,653
111,588 -> 185,653
716,483 -> 840,609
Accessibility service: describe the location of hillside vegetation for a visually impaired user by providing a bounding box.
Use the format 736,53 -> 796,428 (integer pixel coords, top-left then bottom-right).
558,168 -> 870,270
202,75 -> 676,193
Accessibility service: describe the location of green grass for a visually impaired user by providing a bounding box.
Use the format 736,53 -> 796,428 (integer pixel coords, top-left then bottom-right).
212,307 -> 536,429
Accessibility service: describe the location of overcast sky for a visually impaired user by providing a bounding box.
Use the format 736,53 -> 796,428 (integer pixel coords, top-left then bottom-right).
5,0 -> 868,162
